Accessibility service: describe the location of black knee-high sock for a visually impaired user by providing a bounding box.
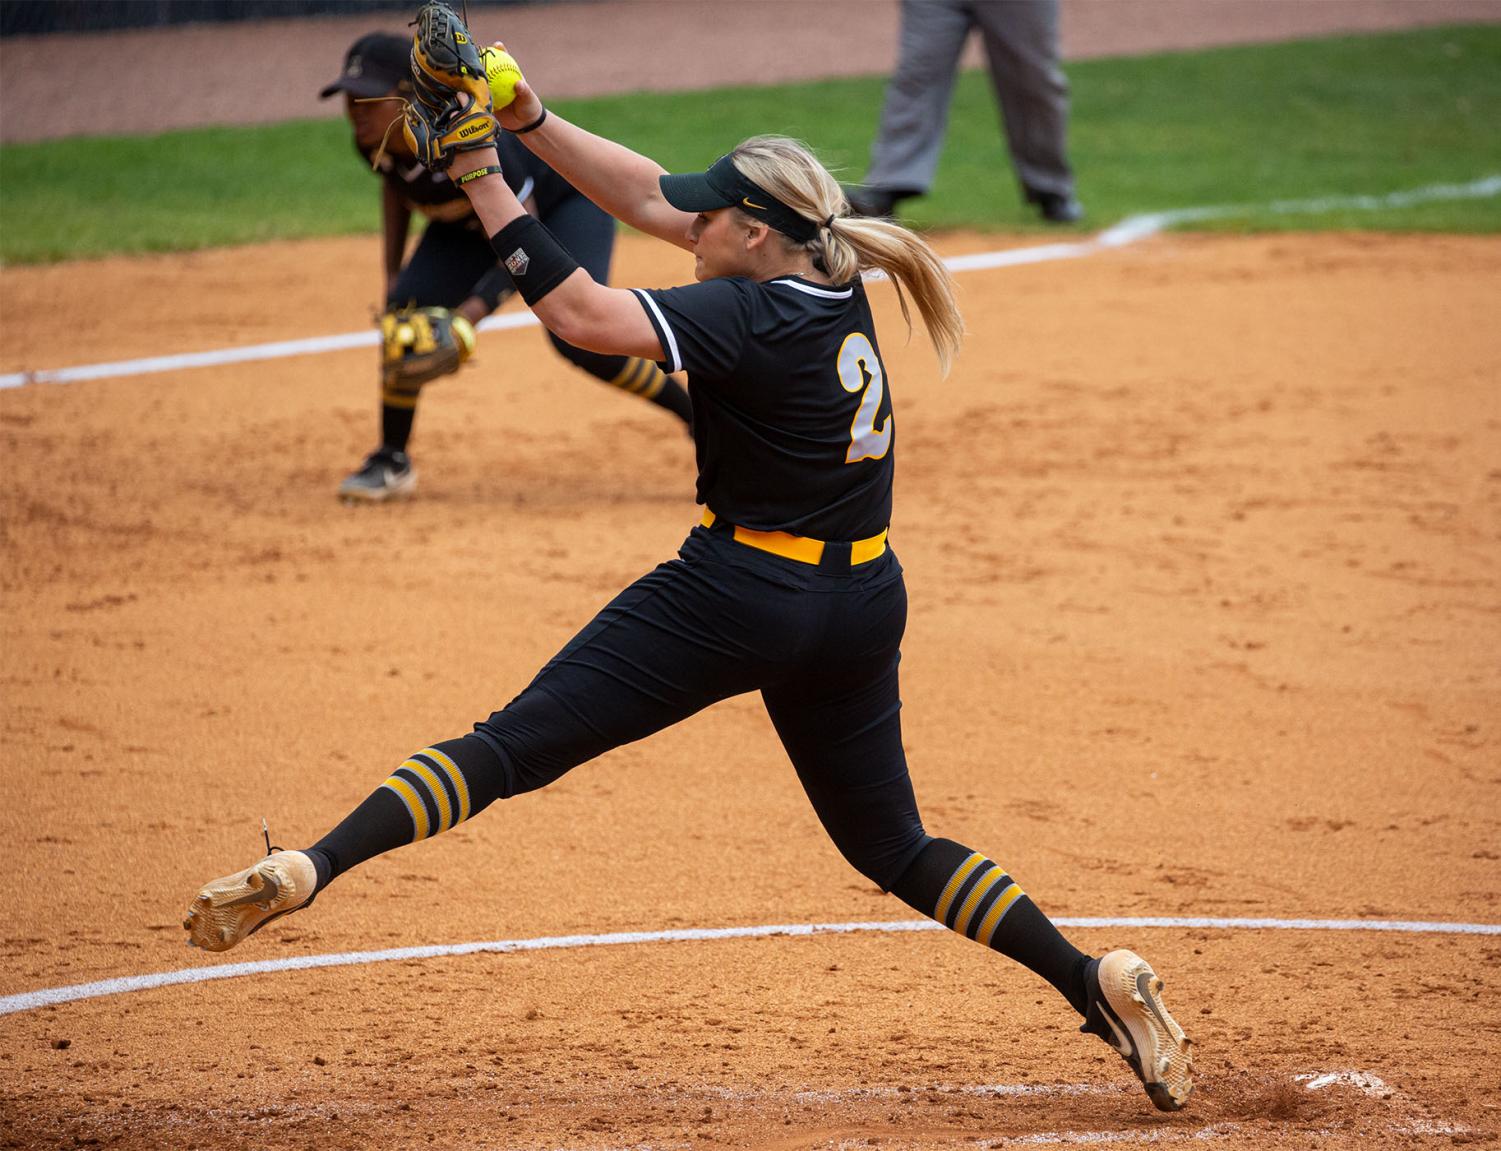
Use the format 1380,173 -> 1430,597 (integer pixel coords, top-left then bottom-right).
586,349 -> 694,427
304,734 -> 507,890
550,330 -> 693,428
380,383 -> 421,454
381,402 -> 417,455
613,359 -> 693,427
889,837 -> 1090,1016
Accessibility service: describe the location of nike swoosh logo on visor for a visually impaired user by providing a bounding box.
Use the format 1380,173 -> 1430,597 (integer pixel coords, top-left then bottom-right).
742,197 -> 768,210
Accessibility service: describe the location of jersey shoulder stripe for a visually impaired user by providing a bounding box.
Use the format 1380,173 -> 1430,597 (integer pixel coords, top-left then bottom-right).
631,288 -> 684,374
767,278 -> 854,300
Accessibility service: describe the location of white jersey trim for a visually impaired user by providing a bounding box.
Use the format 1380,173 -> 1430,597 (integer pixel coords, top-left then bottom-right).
631,288 -> 683,374
769,278 -> 854,300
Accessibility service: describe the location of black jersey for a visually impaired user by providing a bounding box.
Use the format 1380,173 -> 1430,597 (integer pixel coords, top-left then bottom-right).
634,275 -> 894,541
358,132 -> 573,226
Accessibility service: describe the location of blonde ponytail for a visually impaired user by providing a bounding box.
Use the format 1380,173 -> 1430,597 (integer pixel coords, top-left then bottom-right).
729,135 -> 964,377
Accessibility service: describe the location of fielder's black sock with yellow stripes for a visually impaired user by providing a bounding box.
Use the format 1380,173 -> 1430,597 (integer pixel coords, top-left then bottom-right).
560,341 -> 693,427
890,837 -> 1091,1016
380,399 -> 418,455
304,734 -> 506,888
380,365 -> 425,455
605,356 -> 693,425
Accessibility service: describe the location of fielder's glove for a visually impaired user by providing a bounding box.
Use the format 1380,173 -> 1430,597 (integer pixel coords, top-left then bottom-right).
402,2 -> 499,170
380,305 -> 477,391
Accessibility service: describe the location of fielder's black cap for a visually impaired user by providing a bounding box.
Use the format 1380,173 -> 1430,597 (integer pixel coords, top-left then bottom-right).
320,32 -> 411,99
660,154 -> 821,243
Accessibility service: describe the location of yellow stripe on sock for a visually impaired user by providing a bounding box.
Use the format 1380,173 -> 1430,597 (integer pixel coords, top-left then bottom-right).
382,777 -> 430,841
933,853 -> 987,926
381,390 -> 421,410
953,866 -> 1006,939
403,759 -> 453,835
974,883 -> 1025,949
638,365 -> 667,399
629,359 -> 657,394
610,358 -> 647,392
421,746 -> 471,825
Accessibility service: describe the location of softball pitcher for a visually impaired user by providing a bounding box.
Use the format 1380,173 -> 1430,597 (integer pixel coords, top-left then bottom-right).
189,5 -> 1192,1112
322,33 -> 693,502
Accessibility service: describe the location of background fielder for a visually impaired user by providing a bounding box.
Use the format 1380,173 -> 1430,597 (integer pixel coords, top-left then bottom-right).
322,32 -> 693,501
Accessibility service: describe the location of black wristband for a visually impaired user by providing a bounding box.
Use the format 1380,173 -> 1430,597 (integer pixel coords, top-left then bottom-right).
513,107 -> 548,135
488,215 -> 580,307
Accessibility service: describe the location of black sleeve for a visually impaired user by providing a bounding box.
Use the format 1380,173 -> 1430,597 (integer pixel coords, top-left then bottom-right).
632,278 -> 753,380
468,265 -> 516,314
495,133 -> 539,206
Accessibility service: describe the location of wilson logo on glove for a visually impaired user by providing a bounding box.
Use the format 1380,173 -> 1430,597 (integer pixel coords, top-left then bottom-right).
401,1 -> 499,170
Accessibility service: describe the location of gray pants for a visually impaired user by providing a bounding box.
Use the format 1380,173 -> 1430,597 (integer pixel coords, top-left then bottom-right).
866,0 -> 1073,198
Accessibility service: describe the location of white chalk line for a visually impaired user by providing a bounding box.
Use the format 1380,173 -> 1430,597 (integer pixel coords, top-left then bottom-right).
581,1071 -> 1466,1150
582,1071 -> 1470,1150
2,175 -> 1496,391
68,1070 -> 1472,1150
2,913 -> 1496,1016
710,1069 -> 1385,1104
975,1072 -> 1471,1147
969,1118 -> 1469,1147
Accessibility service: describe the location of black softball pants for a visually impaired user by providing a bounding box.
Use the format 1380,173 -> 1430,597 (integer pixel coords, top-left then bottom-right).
388,195 -> 620,379
471,525 -> 931,889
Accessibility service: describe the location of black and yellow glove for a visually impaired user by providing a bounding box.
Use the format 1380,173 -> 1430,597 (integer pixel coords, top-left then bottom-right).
401,2 -> 499,170
380,305 -> 477,394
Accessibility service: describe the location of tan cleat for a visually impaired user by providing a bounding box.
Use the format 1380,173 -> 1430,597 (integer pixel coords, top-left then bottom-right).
183,850 -> 319,952
1080,949 -> 1194,1111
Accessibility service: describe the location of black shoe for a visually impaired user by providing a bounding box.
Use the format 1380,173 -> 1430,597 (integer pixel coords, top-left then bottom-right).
1025,186 -> 1085,224
843,184 -> 920,219
339,447 -> 416,503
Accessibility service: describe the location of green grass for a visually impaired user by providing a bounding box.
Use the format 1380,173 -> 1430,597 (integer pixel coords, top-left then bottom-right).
2,25 -> 1498,263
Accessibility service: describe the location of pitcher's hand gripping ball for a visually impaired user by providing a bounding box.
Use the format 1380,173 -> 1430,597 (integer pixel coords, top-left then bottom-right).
483,45 -> 524,111
380,305 -> 477,391
402,1 -> 499,169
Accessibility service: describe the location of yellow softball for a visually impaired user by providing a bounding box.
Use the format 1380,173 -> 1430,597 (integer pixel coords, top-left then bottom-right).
482,46 -> 524,111
452,314 -> 477,362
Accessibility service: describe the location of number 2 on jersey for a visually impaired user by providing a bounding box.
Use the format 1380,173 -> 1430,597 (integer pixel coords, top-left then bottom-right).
837,333 -> 892,464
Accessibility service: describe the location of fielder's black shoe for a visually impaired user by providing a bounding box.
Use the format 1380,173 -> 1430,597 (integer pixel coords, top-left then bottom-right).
339,447 -> 416,503
1080,949 -> 1194,1111
1025,186 -> 1085,224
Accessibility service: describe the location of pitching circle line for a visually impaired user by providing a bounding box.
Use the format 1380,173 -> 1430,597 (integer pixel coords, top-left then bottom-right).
2,175 -> 1497,390
2,913 -> 1497,1016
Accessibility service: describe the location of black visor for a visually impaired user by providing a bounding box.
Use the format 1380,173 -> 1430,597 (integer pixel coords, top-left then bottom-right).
320,32 -> 411,99
660,154 -> 820,243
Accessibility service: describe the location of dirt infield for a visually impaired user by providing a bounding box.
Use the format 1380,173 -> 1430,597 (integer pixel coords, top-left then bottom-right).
2,226 -> 1498,1148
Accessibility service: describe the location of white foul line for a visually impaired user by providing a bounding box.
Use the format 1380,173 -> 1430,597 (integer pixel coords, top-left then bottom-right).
1,913 -> 1496,1016
2,175 -> 1497,391
596,1070 -> 1469,1147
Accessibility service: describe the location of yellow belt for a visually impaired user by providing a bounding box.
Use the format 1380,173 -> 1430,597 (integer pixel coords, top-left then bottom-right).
700,509 -> 888,566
